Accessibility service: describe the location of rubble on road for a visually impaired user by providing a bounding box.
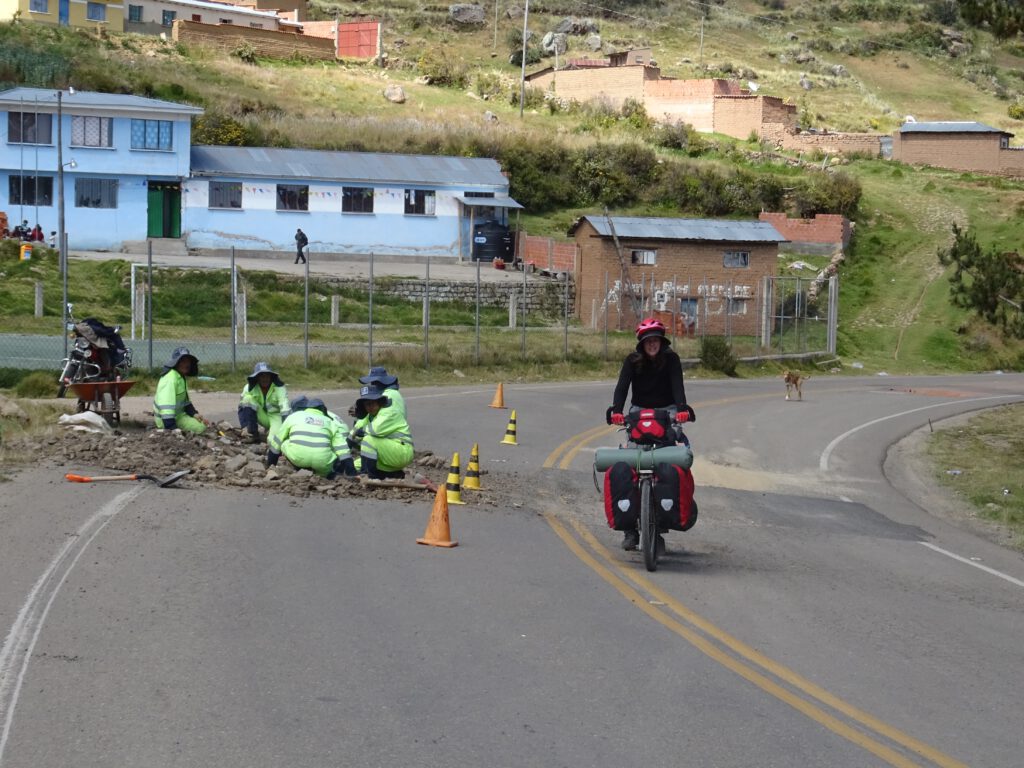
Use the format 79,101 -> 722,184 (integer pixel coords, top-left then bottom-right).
4,418 -> 523,508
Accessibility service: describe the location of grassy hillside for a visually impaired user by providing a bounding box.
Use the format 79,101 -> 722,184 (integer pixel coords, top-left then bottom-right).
2,0 -> 1024,372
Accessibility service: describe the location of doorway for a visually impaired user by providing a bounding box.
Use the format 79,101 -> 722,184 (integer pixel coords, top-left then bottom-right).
146,181 -> 181,239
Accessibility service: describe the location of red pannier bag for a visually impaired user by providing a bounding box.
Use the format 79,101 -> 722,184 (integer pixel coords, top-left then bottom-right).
653,463 -> 697,531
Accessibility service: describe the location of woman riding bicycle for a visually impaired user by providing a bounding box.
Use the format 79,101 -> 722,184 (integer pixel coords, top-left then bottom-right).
607,318 -> 695,551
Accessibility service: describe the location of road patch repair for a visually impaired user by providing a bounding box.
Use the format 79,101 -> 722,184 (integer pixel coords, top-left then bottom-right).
3,415 -> 525,507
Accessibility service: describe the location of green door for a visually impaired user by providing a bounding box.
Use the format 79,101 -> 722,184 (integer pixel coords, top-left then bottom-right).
146,182 -> 182,238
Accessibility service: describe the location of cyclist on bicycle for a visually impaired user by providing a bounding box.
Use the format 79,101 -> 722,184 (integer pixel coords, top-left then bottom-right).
606,318 -> 695,551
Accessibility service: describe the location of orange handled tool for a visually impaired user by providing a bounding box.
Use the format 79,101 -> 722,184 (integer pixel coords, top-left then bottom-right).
65,469 -> 190,487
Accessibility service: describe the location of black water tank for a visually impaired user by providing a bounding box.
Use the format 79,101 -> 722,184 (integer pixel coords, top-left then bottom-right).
472,220 -> 513,261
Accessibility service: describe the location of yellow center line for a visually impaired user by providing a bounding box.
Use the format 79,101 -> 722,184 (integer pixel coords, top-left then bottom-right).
543,424 -> 612,469
545,514 -> 932,768
569,519 -> 968,768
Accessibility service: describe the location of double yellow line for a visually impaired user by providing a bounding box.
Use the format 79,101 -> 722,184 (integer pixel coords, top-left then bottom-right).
542,402 -> 968,768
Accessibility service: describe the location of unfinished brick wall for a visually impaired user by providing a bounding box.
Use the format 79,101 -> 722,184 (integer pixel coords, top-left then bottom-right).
520,235 -> 577,273
300,20 -> 336,40
527,66 -> 653,107
713,95 -> 797,141
173,19 -> 335,61
643,79 -> 738,131
574,220 -> 777,335
759,212 -> 850,248
997,147 -> 1024,177
780,131 -> 881,157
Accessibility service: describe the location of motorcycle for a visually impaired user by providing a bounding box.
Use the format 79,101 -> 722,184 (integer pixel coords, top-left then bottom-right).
57,303 -> 133,398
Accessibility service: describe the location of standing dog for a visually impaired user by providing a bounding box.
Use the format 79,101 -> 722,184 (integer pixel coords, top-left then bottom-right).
783,370 -> 807,401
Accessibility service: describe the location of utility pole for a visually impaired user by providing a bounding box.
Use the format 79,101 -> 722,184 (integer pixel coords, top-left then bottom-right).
518,0 -> 529,118
604,208 -> 640,329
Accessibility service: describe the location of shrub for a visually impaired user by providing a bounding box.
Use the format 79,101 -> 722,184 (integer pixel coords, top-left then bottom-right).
1009,102 -> 1024,120
191,113 -> 257,146
700,337 -> 738,376
230,41 -> 258,65
13,371 -> 53,398
417,48 -> 469,88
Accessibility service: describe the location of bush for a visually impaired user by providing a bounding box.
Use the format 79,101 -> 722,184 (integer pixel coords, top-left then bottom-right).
13,371 -> 53,398
1009,102 -> 1024,120
230,41 -> 258,65
417,48 -> 469,88
700,337 -> 738,376
191,113 -> 257,146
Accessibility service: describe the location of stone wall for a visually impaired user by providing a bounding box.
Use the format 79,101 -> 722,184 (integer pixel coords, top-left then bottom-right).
780,130 -> 881,157
318,276 -> 573,316
172,19 -> 336,61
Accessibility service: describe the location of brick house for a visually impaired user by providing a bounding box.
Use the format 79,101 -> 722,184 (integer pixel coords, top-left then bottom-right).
571,215 -> 786,335
892,121 -> 1024,176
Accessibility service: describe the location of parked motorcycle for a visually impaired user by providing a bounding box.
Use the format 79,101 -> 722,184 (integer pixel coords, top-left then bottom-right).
57,303 -> 133,398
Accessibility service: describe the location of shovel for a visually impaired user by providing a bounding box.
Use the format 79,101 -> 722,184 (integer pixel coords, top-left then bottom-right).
65,469 -> 191,488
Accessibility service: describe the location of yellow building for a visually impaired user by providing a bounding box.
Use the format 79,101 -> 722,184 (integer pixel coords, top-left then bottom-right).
2,0 -> 124,32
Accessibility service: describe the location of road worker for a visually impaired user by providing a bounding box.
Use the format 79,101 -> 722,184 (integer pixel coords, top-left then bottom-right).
358,366 -> 406,418
153,347 -> 207,434
266,396 -> 356,478
348,384 -> 414,479
238,361 -> 290,442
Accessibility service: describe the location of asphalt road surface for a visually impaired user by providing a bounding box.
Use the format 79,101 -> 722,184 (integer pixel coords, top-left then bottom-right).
1,373 -> 1022,767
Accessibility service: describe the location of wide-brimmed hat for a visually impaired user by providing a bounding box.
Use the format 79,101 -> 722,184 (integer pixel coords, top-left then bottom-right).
358,366 -> 398,388
355,384 -> 391,407
290,395 -> 310,412
247,361 -> 283,388
162,346 -> 198,375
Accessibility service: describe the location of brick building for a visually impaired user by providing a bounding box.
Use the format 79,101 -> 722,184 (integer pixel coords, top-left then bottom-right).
758,212 -> 851,255
892,121 -> 1024,176
571,215 -> 786,335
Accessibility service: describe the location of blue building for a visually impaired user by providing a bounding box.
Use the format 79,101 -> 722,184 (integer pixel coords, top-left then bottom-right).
1,87 -> 522,258
0,87 -> 201,249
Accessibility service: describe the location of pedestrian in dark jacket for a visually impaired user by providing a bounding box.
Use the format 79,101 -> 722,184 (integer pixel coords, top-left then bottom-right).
294,228 -> 308,264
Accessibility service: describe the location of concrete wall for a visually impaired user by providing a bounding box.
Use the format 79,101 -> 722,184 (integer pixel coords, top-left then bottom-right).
574,219 -> 777,334
172,18 -> 335,61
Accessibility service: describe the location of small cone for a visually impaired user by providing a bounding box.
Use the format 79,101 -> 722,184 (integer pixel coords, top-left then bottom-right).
500,410 -> 518,446
417,485 -> 458,548
464,443 -> 482,490
489,382 -> 507,409
445,452 -> 467,505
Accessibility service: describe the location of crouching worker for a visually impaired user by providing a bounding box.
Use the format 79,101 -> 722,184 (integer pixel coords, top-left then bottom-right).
349,384 -> 413,479
266,396 -> 356,478
154,347 -> 207,434
238,362 -> 290,442
358,366 -> 405,417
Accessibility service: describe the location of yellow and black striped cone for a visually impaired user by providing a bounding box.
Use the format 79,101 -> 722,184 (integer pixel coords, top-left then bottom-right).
501,410 -> 518,446
464,443 -> 482,490
446,452 -> 467,505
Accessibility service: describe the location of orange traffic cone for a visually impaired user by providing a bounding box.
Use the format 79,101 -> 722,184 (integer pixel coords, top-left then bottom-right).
464,443 -> 482,490
489,382 -> 507,409
501,410 -> 518,445
446,452 -> 467,505
417,485 -> 458,548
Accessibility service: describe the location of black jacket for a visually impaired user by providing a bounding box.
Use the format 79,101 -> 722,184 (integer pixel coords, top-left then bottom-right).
612,347 -> 687,413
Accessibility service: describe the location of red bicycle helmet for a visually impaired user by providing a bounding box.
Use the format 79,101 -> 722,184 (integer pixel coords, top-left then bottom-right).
635,317 -> 666,342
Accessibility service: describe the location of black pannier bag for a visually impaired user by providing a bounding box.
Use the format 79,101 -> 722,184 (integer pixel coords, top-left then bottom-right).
653,463 -> 697,531
604,462 -> 640,530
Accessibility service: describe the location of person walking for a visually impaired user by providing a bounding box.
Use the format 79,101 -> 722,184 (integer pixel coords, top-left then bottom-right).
294,228 -> 308,264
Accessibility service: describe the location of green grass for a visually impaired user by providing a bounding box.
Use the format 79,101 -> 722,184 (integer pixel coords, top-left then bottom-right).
926,404 -> 1024,548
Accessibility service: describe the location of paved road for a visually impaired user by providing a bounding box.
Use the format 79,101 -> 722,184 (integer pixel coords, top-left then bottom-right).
1,373 -> 1022,767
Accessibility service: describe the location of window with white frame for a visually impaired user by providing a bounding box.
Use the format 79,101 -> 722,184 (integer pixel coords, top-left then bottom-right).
86,2 -> 106,21
29,0 -> 48,12
162,9 -> 176,25
342,187 -> 374,213
726,298 -> 748,316
7,112 -> 52,145
8,175 -> 54,206
130,119 -> 173,150
71,116 -> 113,148
630,249 -> 657,265
74,178 -> 118,209
249,22 -> 263,28
723,250 -> 750,268
404,189 -> 435,215
277,184 -> 308,211
209,181 -> 242,209
128,4 -> 142,21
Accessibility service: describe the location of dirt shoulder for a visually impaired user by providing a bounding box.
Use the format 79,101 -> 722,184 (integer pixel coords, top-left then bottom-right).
885,414 -> 1022,552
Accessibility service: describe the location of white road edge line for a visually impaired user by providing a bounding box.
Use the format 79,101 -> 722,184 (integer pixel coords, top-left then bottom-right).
818,395 -> 1020,472
0,488 -> 141,766
919,542 -> 1024,588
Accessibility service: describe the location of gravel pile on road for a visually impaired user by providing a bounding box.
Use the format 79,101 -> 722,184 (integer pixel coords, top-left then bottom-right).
9,420 -> 526,509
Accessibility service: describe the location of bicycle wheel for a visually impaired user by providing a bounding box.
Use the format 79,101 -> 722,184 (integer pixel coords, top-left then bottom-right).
640,478 -> 657,572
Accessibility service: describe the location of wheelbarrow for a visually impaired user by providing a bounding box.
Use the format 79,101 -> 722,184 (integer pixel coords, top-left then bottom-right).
68,379 -> 135,426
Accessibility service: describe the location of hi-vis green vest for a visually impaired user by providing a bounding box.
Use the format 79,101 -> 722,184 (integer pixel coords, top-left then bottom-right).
239,382 -> 290,417
154,369 -> 192,425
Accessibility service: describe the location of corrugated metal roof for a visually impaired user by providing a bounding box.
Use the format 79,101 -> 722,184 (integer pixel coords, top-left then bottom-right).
455,195 -> 523,209
154,0 -> 280,18
190,145 -> 510,187
575,216 -> 787,243
899,121 -> 1010,135
0,87 -> 203,116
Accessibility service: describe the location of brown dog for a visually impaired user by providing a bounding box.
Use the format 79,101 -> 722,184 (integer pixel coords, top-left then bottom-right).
783,370 -> 807,401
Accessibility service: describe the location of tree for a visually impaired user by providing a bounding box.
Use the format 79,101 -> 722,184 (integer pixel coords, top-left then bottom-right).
938,224 -> 1024,337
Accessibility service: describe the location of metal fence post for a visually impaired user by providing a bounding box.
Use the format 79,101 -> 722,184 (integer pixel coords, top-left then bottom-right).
303,251 -> 310,368
521,261 -> 527,359
563,272 -> 569,361
424,254 -> 431,368
146,240 -> 153,370
230,247 -> 237,372
603,271 -> 609,360
368,251 -> 374,367
62,232 -> 69,358
475,255 -> 481,365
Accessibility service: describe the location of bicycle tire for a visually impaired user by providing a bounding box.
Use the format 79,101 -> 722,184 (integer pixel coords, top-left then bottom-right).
640,478 -> 657,571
